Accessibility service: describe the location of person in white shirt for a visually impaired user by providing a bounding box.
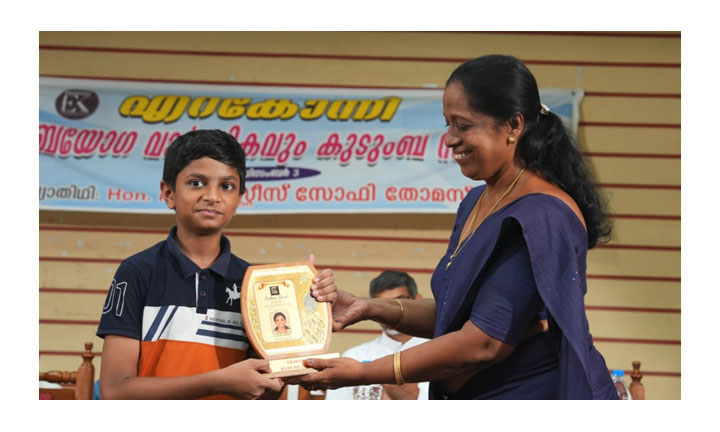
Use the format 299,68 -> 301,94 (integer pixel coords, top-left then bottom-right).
324,271 -> 429,400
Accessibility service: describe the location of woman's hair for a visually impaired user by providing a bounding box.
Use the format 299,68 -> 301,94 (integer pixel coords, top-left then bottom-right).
446,55 -> 612,248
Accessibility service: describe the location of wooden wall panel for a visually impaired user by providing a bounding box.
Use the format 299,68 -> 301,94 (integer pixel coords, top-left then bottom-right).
39,50 -> 680,94
585,279 -> 680,309
578,127 -> 680,155
39,51 -> 458,88
39,31 -> 681,399
40,292 -> 104,321
581,97 -> 679,124
41,230 -> 164,260
40,260 -> 118,289
610,218 -> 679,246
39,31 -> 681,63
591,157 -> 680,185
587,249 -> 679,278
527,65 -> 679,94
604,188 -> 679,215
586,310 -> 680,340
40,323 -> 99,352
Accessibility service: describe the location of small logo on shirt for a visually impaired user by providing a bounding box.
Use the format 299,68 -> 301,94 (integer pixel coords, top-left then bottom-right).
225,283 -> 241,306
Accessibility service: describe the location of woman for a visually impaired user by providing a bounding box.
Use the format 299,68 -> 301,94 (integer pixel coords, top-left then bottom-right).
294,55 -> 617,399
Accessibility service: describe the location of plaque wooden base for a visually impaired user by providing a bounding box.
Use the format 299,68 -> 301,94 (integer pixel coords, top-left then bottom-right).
267,352 -> 340,378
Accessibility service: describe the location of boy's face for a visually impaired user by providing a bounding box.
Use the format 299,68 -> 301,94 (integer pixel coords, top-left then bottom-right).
160,157 -> 243,235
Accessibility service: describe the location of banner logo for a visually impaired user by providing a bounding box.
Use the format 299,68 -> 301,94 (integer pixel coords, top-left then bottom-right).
55,89 -> 99,120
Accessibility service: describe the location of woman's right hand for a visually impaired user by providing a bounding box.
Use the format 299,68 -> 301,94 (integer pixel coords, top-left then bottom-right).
215,359 -> 284,399
288,357 -> 366,390
331,290 -> 371,331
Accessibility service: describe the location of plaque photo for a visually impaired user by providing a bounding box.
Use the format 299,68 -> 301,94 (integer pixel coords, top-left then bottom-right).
241,261 -> 338,378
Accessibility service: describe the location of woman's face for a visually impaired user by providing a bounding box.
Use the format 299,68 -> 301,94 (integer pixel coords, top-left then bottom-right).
442,82 -> 515,182
275,315 -> 287,329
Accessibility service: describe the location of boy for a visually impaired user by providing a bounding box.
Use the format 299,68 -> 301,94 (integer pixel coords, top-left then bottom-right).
96,129 -> 337,399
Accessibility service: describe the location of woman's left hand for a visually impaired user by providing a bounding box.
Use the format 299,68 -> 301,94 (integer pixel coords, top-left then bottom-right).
287,357 -> 365,390
309,254 -> 338,304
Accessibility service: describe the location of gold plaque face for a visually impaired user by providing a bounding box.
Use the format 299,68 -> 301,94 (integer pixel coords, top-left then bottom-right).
240,261 -> 338,377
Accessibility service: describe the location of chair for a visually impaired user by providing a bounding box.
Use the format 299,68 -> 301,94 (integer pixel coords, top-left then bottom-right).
629,360 -> 645,400
39,342 -> 95,400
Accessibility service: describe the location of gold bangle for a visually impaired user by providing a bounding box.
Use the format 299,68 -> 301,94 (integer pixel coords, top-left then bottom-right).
393,351 -> 405,386
389,298 -> 404,330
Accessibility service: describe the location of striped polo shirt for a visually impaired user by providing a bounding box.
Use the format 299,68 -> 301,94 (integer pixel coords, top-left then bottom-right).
97,226 -> 250,398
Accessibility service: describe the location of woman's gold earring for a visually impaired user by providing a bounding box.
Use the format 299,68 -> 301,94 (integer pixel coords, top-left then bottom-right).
508,136 -> 516,144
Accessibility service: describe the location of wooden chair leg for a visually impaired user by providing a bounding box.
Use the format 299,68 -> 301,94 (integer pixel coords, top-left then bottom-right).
629,361 -> 645,400
39,342 -> 95,400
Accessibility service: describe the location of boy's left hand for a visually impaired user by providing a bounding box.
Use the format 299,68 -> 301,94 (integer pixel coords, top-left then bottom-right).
309,254 -> 338,304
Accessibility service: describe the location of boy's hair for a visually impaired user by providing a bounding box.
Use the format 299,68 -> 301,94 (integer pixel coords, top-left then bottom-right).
369,270 -> 418,298
162,129 -> 247,194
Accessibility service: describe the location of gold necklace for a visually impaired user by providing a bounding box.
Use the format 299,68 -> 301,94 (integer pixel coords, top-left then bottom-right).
445,168 -> 525,270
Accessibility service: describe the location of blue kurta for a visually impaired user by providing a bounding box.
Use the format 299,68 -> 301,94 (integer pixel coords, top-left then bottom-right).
430,187 -> 617,400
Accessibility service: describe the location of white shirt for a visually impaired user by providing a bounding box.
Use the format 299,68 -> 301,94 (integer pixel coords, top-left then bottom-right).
324,331 -> 430,400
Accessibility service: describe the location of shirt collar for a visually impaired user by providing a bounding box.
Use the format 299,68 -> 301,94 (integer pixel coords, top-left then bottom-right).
166,226 -> 232,278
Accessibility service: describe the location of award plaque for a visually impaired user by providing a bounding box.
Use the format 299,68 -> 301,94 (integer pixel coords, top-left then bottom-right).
240,261 -> 339,378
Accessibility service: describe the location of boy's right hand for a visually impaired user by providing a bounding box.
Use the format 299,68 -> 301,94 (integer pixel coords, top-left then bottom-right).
217,359 -> 284,399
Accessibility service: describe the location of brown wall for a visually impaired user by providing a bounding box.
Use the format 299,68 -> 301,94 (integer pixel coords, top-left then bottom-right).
39,31 -> 680,399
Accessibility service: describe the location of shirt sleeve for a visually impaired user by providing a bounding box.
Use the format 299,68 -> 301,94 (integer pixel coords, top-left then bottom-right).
96,260 -> 146,340
469,221 -> 545,346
